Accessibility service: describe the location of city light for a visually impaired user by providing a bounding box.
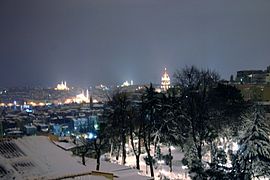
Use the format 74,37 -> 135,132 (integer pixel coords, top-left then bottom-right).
55,81 -> 69,91
161,68 -> 170,91
121,80 -> 134,87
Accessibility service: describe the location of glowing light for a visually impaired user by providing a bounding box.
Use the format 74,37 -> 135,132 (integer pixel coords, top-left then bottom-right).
155,88 -> 162,93
55,81 -> 69,90
157,160 -> 165,164
26,109 -> 33,113
161,68 -> 170,91
82,134 -> 87,139
232,142 -> 239,151
94,123 -> 99,130
88,132 -> 94,139
121,80 -> 134,87
72,89 -> 90,104
64,98 -> 73,104
39,102 -> 45,106
170,146 -> 175,150
182,165 -> 188,170
29,102 -> 37,106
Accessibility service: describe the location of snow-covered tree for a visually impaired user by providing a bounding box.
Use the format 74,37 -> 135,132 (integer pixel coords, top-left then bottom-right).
107,91 -> 131,165
235,106 -> 270,179
141,83 -> 161,177
173,66 -> 245,179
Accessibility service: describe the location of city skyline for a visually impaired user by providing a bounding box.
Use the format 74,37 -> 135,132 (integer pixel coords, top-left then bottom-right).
1,0 -> 270,87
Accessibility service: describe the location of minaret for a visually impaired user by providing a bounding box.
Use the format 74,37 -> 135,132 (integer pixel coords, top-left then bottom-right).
161,68 -> 170,91
86,89 -> 89,100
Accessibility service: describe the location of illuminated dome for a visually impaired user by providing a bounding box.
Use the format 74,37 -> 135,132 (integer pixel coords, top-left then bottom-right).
74,89 -> 89,103
55,81 -> 69,91
161,68 -> 170,91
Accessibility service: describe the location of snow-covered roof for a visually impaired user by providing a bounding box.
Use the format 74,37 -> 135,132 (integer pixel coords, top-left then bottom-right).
0,136 -> 150,180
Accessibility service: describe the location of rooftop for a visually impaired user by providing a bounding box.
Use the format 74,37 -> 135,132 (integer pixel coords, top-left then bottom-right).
0,136 -> 149,180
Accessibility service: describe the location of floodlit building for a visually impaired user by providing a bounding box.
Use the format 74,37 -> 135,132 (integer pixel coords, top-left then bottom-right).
121,80 -> 134,87
161,68 -> 170,91
74,89 -> 90,103
55,81 -> 69,91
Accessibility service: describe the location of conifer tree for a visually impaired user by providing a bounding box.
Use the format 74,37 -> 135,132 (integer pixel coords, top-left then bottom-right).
236,106 -> 270,179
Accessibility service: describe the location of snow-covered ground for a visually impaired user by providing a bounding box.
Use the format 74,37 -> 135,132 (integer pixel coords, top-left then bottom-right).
0,136 -> 150,180
111,145 -> 190,180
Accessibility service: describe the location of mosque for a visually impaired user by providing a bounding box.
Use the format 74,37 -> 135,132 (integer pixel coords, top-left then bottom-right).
55,81 -> 69,91
74,89 -> 90,103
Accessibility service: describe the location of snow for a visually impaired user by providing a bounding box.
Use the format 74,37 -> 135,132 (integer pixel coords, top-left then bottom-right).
53,141 -> 77,150
0,136 -> 149,180
116,145 -> 190,180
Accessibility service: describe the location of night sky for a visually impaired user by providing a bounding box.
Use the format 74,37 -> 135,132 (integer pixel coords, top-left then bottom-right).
1,0 -> 270,87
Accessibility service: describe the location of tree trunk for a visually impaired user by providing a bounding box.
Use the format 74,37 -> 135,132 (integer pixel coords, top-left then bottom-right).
168,146 -> 172,172
130,127 -> 141,170
197,144 -> 202,161
144,135 -> 154,177
110,140 -> 113,159
210,141 -> 216,163
154,141 -> 157,156
94,139 -> 101,171
136,154 -> 140,170
148,152 -> 154,177
122,134 -> 126,165
116,144 -> 120,161
82,153 -> 86,166
96,152 -> 100,170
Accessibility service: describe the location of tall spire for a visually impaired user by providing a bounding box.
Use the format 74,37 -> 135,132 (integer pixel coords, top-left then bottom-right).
161,67 -> 170,91
86,89 -> 89,100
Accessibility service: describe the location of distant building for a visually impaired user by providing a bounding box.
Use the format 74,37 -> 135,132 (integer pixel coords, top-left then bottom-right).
121,80 -> 134,87
55,81 -> 69,91
267,65 -> 270,73
161,68 -> 171,91
74,89 -> 89,103
73,115 -> 99,134
266,73 -> 270,84
95,84 -> 109,90
235,66 -> 270,84
50,118 -> 74,136
23,125 -> 37,135
236,70 -> 264,84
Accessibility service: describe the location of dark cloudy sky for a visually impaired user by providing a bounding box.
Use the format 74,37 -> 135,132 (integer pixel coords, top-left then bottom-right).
1,0 -> 270,87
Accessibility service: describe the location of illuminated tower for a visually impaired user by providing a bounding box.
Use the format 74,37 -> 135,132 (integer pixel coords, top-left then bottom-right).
161,68 -> 170,91
86,89 -> 89,100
